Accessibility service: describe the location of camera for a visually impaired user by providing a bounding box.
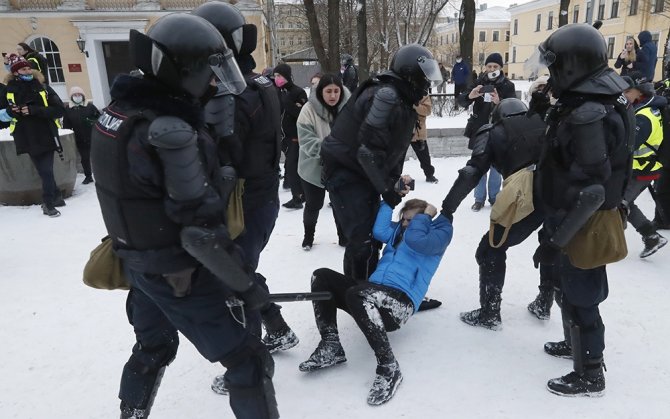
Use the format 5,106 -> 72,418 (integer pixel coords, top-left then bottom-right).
398,178 -> 415,191
480,85 -> 495,93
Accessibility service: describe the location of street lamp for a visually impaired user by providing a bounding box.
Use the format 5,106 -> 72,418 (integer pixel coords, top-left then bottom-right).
76,36 -> 88,58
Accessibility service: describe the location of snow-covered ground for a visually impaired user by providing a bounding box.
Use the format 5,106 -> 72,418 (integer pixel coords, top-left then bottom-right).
1,155 -> 668,418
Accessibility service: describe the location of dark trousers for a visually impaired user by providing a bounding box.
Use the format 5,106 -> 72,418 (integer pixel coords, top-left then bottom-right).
121,266 -> 270,417
410,141 -> 435,178
29,151 -> 58,207
623,175 -> 655,235
234,196 -> 284,329
454,84 -> 467,108
284,140 -> 303,199
654,166 -> 670,225
75,140 -> 92,177
311,268 -> 413,365
301,179 -> 344,241
475,206 -> 546,294
325,168 -> 381,281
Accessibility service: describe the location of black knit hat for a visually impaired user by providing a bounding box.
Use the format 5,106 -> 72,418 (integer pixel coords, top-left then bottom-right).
485,53 -> 503,67
273,63 -> 292,81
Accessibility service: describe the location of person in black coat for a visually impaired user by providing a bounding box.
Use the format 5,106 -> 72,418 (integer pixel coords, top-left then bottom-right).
1,54 -> 64,216
16,43 -> 49,84
274,63 -> 308,209
341,54 -> 359,92
62,86 -> 100,184
0,82 -> 9,129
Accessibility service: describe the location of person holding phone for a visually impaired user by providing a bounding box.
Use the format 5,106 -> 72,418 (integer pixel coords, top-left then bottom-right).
614,37 -> 639,76
457,53 -> 516,211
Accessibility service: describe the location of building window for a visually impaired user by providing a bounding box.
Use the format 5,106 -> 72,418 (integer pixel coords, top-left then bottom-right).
629,0 -> 638,15
451,33 -> 455,43
547,11 -> 554,29
478,52 -> 485,65
597,0 -> 605,20
586,1 -> 593,22
281,38 -> 286,46
505,30 -> 510,41
479,31 -> 486,42
29,37 -> 64,84
513,19 -> 518,35
607,37 -> 615,59
652,0 -> 664,13
535,14 -> 541,31
651,32 -> 660,47
512,46 -> 517,63
289,37 -> 294,46
573,5 -> 580,23
504,52 -> 509,63
611,0 -> 619,17
492,31 -> 499,42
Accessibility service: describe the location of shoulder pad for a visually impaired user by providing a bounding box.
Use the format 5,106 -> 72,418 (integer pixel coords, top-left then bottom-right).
365,86 -> 399,129
471,130 -> 489,156
374,86 -> 399,105
567,101 -> 607,125
148,116 -> 196,148
474,123 -> 494,136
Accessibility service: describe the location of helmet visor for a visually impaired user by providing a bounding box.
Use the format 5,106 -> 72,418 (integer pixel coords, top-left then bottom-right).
417,56 -> 442,88
231,27 -> 244,54
524,45 -> 552,79
209,49 -> 246,96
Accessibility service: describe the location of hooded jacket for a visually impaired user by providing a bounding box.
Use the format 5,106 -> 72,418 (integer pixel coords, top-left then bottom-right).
637,31 -> 658,82
297,86 -> 351,187
62,90 -> 100,145
1,70 -> 63,156
452,60 -> 470,85
370,202 -> 453,312
274,64 -> 307,143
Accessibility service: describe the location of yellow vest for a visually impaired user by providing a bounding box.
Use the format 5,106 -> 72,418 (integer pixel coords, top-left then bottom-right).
633,106 -> 664,172
6,89 -> 61,134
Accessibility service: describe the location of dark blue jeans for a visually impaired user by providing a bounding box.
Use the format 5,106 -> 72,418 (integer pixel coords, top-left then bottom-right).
30,151 -> 58,206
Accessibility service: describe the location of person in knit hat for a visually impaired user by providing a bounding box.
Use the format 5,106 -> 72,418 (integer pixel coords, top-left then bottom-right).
1,53 -> 65,217
456,51 -> 516,212
15,43 -> 49,83
62,86 -> 100,184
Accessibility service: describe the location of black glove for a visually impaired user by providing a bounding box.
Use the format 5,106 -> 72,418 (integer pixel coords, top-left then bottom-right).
440,208 -> 454,223
532,240 -> 561,269
382,191 -> 402,208
529,91 -> 550,116
239,282 -> 270,311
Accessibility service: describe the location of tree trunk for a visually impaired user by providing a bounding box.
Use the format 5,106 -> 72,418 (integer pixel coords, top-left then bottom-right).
558,0 -> 570,27
327,0 -> 341,72
459,0 -> 475,73
357,0 -> 369,81
303,0 -> 328,68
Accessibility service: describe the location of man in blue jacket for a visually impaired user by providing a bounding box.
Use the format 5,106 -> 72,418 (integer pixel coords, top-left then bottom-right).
452,55 -> 470,110
637,30 -> 658,82
298,198 -> 453,406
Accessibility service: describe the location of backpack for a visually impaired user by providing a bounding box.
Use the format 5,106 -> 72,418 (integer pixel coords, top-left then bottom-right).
489,166 -> 535,248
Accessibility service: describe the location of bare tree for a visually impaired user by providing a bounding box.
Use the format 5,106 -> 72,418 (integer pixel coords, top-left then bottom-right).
459,0 -> 476,72
303,0 -> 341,72
357,0 -> 369,79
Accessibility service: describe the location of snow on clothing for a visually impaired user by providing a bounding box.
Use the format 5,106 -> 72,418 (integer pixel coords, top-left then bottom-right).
637,31 -> 658,82
370,201 -> 453,311
1,70 -> 63,156
297,86 -> 351,188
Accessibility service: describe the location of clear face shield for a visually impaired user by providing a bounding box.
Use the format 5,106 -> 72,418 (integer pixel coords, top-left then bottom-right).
230,27 -> 243,54
417,56 -> 443,89
524,44 -> 554,81
209,49 -> 246,96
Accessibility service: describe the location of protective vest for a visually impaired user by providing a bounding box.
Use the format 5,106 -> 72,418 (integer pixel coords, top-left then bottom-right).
6,90 -> 61,134
495,114 -> 545,178
90,103 -> 183,251
633,106 -> 664,172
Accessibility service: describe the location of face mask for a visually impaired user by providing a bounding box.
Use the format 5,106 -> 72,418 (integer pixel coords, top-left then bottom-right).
456,59 -> 462,63
18,74 -> 33,81
274,75 -> 288,88
487,70 -> 501,80
72,95 -> 84,104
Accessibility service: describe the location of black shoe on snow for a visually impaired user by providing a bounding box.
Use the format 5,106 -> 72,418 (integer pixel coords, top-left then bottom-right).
367,361 -> 403,406
527,292 -> 553,320
41,204 -> 61,218
299,339 -> 347,372
211,374 -> 228,395
471,201 -> 484,212
302,237 -> 313,251
82,176 -> 94,184
282,197 -> 304,209
640,233 -> 668,258
417,297 -> 442,311
263,325 -> 299,353
459,308 -> 501,330
426,175 -> 439,184
544,340 -> 573,359
120,405 -> 147,419
547,367 -> 605,397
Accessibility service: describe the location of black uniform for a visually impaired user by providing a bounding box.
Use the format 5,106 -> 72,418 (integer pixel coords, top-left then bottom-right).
63,101 -> 100,179
442,113 -> 551,328
321,74 -> 418,281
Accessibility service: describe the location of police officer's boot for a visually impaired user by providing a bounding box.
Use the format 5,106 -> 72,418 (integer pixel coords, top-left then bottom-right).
527,286 -> 554,320
302,224 -> 315,251
262,312 -> 299,353
547,357 -> 605,397
459,284 -> 502,330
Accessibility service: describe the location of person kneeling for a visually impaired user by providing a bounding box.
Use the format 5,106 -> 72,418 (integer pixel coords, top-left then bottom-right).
299,198 -> 453,405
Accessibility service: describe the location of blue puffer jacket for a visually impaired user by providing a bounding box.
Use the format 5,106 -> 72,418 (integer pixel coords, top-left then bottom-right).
370,202 -> 453,312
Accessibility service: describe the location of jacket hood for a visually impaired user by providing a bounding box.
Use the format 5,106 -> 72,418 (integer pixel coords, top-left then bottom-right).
3,69 -> 45,85
69,86 -> 85,99
308,85 -> 351,122
638,31 -> 652,44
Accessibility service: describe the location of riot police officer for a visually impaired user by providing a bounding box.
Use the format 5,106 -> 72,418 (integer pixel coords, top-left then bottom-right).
192,1 -> 298,357
441,98 -> 550,330
320,43 -> 442,282
90,13 -> 278,418
530,23 -> 633,397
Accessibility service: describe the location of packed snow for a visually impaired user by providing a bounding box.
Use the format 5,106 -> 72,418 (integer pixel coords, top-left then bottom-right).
1,153 -> 668,418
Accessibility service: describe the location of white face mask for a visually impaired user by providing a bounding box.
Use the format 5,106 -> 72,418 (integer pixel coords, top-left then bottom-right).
487,70 -> 501,80
72,95 -> 84,104
456,59 -> 462,63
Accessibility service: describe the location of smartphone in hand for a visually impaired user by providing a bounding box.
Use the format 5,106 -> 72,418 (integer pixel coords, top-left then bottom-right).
480,85 -> 495,93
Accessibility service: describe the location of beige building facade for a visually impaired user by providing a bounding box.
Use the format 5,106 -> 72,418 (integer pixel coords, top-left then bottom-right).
508,0 -> 669,80
0,0 -> 272,108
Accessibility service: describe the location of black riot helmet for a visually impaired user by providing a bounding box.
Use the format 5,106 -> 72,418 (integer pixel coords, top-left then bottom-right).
192,1 -> 258,57
390,44 -> 443,97
535,23 -> 608,97
129,13 -> 246,99
491,98 -> 528,124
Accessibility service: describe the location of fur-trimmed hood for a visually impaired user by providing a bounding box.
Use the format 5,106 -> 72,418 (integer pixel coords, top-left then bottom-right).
3,69 -> 45,85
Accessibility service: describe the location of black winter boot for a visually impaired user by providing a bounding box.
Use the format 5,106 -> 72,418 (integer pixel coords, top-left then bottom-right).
640,232 -> 668,258
459,285 -> 502,330
302,224 -> 315,251
544,340 -> 573,359
527,287 -> 554,320
547,360 -> 605,397
262,314 -> 299,353
367,360 -> 403,405
299,339 -> 347,372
